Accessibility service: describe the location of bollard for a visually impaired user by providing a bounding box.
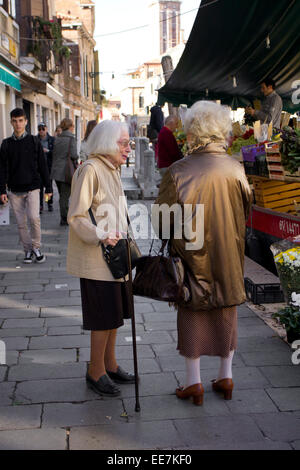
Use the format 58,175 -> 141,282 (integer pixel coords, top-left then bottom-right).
134,137 -> 140,175
138,137 -> 149,182
142,148 -> 159,199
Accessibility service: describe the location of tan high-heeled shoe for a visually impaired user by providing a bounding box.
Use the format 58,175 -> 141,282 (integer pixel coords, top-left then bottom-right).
176,383 -> 204,406
211,378 -> 233,400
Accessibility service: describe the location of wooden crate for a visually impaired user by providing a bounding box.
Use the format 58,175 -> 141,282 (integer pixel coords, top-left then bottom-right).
253,177 -> 300,214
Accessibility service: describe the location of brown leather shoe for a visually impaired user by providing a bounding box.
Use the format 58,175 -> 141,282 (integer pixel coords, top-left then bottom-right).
211,378 -> 233,400
176,383 -> 204,406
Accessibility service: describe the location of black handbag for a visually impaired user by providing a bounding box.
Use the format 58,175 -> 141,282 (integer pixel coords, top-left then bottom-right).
132,240 -> 190,303
88,208 -> 141,279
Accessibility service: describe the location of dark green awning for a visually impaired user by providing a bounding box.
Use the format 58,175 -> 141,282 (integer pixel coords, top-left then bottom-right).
158,0 -> 300,112
0,63 -> 21,92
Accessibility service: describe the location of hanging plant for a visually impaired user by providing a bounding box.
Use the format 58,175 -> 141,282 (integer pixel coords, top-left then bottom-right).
31,17 -> 71,70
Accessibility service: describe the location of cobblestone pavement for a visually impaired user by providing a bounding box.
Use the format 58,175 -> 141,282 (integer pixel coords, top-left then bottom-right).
0,180 -> 300,450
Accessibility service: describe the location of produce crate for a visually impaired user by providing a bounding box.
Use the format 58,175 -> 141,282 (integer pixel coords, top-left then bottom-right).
252,177 -> 300,215
244,278 -> 284,304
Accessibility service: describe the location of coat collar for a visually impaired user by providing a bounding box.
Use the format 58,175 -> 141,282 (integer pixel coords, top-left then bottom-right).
192,142 -> 228,155
88,153 -> 118,171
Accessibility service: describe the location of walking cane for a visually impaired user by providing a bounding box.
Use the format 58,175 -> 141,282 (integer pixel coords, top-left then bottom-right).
126,238 -> 141,412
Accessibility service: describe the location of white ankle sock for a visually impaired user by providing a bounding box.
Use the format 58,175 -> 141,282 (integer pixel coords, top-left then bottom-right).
217,350 -> 235,381
185,357 -> 201,388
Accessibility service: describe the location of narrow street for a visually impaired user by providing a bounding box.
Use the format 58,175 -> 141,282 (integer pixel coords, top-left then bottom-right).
0,174 -> 299,450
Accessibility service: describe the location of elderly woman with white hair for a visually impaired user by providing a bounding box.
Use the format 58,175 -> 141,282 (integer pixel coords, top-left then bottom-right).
66,120 -> 135,397
154,101 -> 252,405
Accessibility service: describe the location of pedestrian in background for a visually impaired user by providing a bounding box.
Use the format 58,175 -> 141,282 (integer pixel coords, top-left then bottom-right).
79,120 -> 97,163
51,118 -> 78,226
0,108 -> 52,263
147,103 -> 164,158
54,125 -> 62,137
157,115 -> 182,179
67,120 -> 135,397
154,101 -> 252,406
37,123 -> 55,213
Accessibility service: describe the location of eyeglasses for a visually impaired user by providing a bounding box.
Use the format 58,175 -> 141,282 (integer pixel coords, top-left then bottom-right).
118,139 -> 133,149
38,127 -> 46,131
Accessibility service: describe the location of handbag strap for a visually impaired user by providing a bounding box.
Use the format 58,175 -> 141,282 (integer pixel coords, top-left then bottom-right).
88,207 -> 97,226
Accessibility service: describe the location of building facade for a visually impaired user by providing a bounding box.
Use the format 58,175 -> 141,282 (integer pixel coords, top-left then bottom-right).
54,0 -> 100,148
0,0 -> 21,141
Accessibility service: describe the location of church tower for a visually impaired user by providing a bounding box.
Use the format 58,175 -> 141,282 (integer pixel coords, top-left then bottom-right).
149,1 -> 181,57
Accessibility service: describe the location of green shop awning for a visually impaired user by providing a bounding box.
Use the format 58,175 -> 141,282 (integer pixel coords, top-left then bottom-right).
158,0 -> 300,112
0,63 -> 21,92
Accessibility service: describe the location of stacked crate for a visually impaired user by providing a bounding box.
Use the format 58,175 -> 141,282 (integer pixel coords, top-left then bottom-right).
252,176 -> 300,216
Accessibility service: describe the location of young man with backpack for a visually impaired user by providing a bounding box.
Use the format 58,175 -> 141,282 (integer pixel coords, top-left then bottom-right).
0,108 -> 52,264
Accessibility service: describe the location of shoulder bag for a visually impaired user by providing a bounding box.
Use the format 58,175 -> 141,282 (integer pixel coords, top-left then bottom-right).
88,208 -> 141,279
132,240 -> 190,303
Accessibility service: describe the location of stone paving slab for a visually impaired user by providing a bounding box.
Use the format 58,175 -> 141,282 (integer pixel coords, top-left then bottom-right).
14,378 -> 99,404
252,412 -> 300,442
47,326 -> 82,336
2,337 -> 29,351
40,306 -> 82,317
0,405 -> 42,431
266,388 -> 300,411
0,366 -> 7,381
0,328 -> 46,338
0,382 -> 15,405
69,421 -> 183,450
28,334 -> 90,350
2,318 -> 45,329
0,307 -> 40,319
42,400 -> 125,428
185,441 -> 292,450
173,415 -> 265,447
44,316 -> 82,327
19,349 -> 77,364
259,365 -> 300,387
27,297 -> 82,308
5,285 -> 44,294
8,363 -> 86,382
0,428 -> 67,450
224,389 -> 278,414
240,350 -> 294,366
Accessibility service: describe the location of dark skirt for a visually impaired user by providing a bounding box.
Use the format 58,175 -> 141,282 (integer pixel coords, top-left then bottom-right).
80,278 -> 132,331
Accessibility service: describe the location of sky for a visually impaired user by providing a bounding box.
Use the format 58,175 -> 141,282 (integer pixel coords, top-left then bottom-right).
94,0 -> 201,96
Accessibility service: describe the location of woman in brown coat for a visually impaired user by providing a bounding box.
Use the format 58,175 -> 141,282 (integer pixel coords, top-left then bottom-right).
153,101 -> 252,405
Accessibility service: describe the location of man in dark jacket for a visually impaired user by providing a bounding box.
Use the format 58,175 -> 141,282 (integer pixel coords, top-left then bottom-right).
37,123 -> 55,212
0,108 -> 52,263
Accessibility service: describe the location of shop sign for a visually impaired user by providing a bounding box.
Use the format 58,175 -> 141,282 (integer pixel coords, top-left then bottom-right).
1,33 -> 9,51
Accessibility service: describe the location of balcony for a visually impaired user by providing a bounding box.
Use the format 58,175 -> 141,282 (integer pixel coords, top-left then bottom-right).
25,16 -> 71,75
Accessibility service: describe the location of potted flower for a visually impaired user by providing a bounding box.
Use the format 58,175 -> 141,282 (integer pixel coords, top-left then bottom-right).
271,237 -> 300,343
272,293 -> 300,343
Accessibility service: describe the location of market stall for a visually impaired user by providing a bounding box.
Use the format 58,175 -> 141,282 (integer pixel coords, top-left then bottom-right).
158,0 -> 300,276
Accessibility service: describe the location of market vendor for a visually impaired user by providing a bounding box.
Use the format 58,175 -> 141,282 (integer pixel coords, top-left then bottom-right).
245,78 -> 283,129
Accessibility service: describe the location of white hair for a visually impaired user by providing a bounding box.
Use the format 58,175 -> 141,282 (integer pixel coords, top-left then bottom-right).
184,101 -> 232,147
86,120 -> 129,157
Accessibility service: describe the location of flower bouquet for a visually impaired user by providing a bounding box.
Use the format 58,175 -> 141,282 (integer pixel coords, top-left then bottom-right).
271,236 -> 300,342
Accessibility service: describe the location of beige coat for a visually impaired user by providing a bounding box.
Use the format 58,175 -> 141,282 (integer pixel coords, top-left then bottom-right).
66,155 -> 128,281
155,143 -> 253,310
